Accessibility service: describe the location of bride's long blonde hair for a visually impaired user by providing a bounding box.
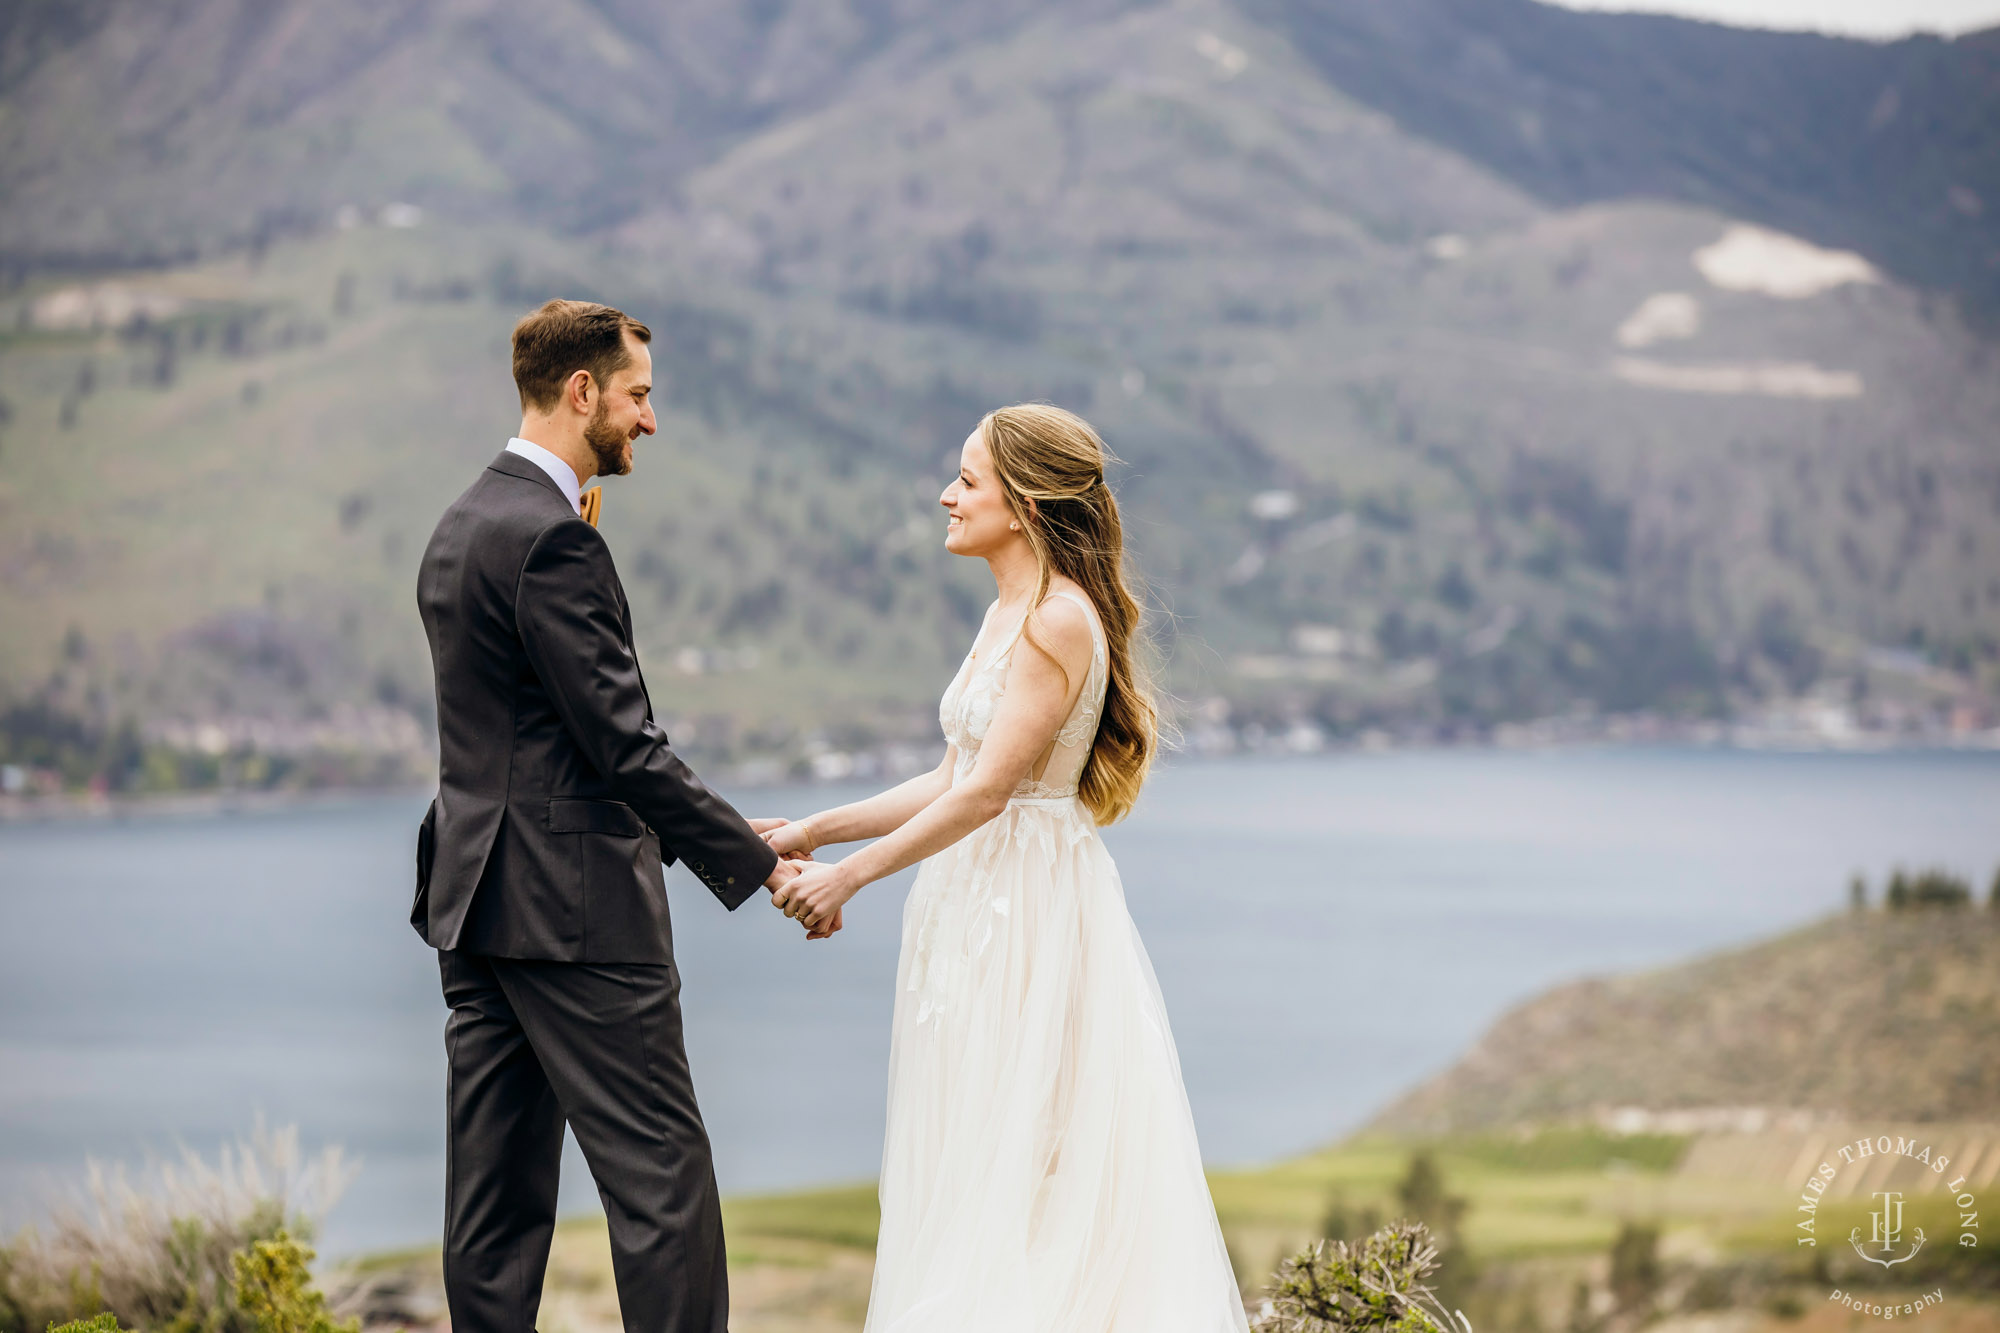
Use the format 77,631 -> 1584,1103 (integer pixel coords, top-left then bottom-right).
979,403 -> 1159,825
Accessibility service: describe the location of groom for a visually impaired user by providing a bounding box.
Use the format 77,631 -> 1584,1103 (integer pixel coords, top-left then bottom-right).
412,299 -> 811,1333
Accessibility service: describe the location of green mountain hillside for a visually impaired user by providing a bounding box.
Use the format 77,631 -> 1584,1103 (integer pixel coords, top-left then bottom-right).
1253,0 -> 2000,317
2,0 -> 1997,786
6,0 -> 1996,313
1364,904 -> 2000,1137
0,0 -> 1080,264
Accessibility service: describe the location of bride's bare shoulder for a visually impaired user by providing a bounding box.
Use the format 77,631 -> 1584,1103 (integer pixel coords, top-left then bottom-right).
1041,581 -> 1101,627
1022,586 -> 1096,670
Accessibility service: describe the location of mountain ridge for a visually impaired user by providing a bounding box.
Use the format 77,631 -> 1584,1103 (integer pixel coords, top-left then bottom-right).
0,0 -> 1996,783
5,0 -> 1996,318
1251,0 -> 2000,315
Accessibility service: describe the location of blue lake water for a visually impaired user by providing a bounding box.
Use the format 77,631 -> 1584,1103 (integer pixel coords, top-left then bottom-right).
3,747 -> 1997,1257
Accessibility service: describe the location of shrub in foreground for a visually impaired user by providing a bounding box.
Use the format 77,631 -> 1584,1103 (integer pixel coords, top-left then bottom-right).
232,1233 -> 356,1333
0,1124 -> 350,1333
48,1317 -> 123,1333
1255,1220 -> 1472,1333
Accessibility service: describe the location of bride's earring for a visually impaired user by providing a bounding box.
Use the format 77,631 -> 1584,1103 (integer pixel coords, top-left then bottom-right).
1009,521 -> 1019,530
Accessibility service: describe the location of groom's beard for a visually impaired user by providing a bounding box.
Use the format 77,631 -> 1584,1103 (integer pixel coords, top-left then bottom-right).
585,400 -> 633,477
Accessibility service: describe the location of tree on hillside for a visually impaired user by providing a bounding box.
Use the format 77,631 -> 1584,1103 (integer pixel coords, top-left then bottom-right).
1988,867 -> 1999,911
1909,870 -> 1971,909
1394,1153 -> 1477,1313
1884,868 -> 1972,911
1848,874 -> 1867,912
1321,1188 -> 1384,1245
1396,1154 -> 1467,1238
1607,1222 -> 1660,1314
1564,1280 -> 1595,1333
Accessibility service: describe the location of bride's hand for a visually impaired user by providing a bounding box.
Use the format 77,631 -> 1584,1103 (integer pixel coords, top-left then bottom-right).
748,817 -> 789,835
771,858 -> 859,933
803,906 -> 843,941
762,820 -> 816,859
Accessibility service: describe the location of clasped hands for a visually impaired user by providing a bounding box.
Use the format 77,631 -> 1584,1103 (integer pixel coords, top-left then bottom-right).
749,817 -> 856,940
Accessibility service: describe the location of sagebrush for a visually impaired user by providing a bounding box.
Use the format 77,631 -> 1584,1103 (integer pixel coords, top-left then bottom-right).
1255,1221 -> 1473,1333
0,1123 -> 350,1333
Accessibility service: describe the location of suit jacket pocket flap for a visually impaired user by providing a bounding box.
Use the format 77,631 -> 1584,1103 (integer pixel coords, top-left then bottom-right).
547,797 -> 646,837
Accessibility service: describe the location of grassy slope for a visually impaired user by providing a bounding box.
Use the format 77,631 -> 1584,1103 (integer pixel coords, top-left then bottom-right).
0,224 -> 997,750
1365,910 -> 2000,1137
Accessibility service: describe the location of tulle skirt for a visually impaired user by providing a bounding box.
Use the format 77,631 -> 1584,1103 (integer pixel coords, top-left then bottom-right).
863,795 -> 1250,1333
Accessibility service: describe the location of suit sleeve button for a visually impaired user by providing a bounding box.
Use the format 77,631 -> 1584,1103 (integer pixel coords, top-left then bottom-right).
727,876 -> 736,885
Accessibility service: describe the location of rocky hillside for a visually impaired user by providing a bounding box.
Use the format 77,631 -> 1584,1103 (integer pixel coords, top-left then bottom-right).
1364,904 -> 2000,1136
1250,0 -> 2000,319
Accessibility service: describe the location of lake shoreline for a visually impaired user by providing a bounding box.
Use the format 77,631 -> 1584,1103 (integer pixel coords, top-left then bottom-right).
7,735 -> 1999,827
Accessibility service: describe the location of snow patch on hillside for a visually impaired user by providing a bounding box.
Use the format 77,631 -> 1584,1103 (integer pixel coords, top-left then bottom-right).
1693,224 -> 1877,299
1613,357 -> 1862,398
1616,291 -> 1701,347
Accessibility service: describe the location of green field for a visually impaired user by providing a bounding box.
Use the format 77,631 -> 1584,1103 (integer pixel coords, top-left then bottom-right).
363,1122 -> 1989,1333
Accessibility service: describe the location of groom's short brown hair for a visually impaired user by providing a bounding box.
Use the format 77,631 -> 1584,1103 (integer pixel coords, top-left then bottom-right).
511,299 -> 652,411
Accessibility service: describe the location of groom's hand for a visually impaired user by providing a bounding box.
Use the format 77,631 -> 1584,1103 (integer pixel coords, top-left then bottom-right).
747,817 -> 789,835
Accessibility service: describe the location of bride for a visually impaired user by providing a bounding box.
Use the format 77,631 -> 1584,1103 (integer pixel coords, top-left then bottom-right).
762,404 -> 1250,1332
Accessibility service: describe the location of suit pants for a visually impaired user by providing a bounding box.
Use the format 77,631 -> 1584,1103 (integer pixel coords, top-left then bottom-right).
438,949 -> 728,1333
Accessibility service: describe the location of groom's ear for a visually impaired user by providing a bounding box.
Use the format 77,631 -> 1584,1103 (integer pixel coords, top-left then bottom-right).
565,368 -> 596,414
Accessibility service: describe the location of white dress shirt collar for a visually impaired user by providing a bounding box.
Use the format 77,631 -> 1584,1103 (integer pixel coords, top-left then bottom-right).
505,437 -> 582,516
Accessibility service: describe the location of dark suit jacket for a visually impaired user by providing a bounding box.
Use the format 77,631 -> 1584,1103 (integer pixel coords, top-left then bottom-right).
412,449 -> 779,964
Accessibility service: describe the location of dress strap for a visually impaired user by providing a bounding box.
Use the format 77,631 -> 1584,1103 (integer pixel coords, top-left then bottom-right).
989,589 -> 1103,665
992,605 -> 1033,661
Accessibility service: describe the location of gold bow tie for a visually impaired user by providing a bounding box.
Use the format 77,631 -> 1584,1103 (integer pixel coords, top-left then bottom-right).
579,487 -> 602,528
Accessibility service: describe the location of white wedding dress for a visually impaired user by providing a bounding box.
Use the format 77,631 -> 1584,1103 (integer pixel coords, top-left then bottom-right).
863,589 -> 1250,1333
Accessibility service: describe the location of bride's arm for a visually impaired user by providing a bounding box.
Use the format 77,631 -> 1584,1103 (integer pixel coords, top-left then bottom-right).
760,598 -> 1001,856
763,749 -> 957,854
773,598 -> 1096,929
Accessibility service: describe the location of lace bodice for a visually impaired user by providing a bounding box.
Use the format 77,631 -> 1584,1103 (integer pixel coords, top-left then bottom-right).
938,588 -> 1108,801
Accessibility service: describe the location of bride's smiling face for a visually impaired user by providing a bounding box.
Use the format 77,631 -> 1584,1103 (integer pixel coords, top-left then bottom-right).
940,428 -> 1023,557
